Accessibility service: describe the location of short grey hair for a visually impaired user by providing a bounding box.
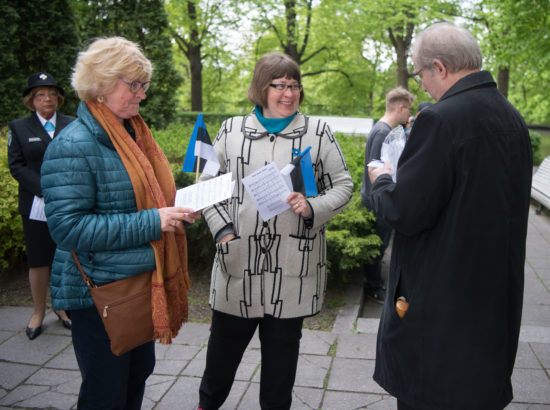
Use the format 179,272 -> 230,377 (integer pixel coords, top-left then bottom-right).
71,36 -> 153,102
412,22 -> 482,73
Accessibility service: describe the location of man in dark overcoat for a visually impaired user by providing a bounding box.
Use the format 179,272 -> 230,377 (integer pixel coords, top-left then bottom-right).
368,22 -> 532,410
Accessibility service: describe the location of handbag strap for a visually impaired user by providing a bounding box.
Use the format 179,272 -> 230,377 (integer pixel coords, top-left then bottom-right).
71,250 -> 97,289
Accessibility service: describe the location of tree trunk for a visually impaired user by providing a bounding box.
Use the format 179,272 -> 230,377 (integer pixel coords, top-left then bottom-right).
189,44 -> 203,111
497,66 -> 509,97
188,0 -> 203,111
395,40 -> 409,89
388,26 -> 413,90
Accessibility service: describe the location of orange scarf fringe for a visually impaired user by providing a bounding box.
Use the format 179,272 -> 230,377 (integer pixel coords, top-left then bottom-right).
87,101 -> 190,344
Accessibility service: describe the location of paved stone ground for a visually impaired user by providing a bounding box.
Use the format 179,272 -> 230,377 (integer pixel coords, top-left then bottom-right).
0,204 -> 549,409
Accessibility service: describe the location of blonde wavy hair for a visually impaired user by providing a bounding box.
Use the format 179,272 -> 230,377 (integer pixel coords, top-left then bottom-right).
71,36 -> 153,102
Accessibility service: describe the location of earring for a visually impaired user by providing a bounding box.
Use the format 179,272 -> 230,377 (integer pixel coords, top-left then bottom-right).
97,95 -> 104,103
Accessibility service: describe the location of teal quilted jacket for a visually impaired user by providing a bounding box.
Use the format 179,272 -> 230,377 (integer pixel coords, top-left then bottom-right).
41,102 -> 161,311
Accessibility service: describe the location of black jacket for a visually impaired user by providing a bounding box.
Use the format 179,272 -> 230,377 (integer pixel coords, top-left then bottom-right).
371,71 -> 532,409
8,112 -> 74,215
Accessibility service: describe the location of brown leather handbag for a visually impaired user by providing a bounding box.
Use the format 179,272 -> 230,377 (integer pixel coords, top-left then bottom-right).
72,251 -> 154,356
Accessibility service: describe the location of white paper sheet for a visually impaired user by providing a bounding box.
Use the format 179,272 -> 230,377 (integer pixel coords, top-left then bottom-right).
174,173 -> 233,211
242,162 -> 291,221
29,196 -> 47,222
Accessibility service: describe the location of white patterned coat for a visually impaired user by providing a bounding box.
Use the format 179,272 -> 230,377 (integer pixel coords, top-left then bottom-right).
201,111 -> 353,319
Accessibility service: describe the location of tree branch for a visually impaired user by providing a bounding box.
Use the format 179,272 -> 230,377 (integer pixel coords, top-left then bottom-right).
300,46 -> 328,65
303,69 -> 353,86
298,0 -> 314,59
172,31 -> 189,57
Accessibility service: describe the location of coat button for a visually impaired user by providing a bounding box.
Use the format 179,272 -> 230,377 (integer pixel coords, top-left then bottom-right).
269,135 -> 275,142
263,222 -> 268,227
261,247 -> 266,254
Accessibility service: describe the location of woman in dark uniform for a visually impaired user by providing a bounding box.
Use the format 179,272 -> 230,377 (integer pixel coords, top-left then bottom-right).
8,72 -> 74,340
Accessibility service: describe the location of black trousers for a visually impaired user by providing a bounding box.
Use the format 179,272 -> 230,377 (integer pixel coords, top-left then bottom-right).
70,306 -> 155,410
364,214 -> 392,292
199,310 -> 304,410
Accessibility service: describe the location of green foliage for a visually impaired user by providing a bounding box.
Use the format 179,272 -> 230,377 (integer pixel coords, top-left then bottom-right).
467,0 -> 550,124
536,130 -> 550,163
0,0 -> 79,123
153,124 -> 381,281
326,196 -> 381,280
175,111 -> 243,127
530,130 -> 542,165
0,119 -> 382,279
0,127 -> 25,268
325,134 -> 380,281
73,0 -> 182,128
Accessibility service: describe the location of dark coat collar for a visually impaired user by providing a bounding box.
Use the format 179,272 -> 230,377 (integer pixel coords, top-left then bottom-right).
439,70 -> 496,103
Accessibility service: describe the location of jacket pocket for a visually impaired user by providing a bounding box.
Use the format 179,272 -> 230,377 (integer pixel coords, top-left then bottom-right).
281,233 -> 317,277
215,236 -> 244,278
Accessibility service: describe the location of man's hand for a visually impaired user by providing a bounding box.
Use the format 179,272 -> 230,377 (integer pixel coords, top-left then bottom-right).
368,162 -> 392,184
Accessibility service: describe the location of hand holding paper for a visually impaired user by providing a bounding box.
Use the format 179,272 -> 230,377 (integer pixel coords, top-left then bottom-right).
242,162 -> 291,221
175,173 -> 233,211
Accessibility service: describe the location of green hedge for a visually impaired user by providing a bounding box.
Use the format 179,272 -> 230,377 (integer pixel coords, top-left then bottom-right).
2,117 -> 541,280
0,127 -> 25,269
529,130 -> 543,165
325,134 -> 381,281
0,120 -> 381,283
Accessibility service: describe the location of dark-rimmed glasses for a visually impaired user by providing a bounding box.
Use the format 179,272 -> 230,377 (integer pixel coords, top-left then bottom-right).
269,83 -> 303,93
121,78 -> 151,93
411,68 -> 425,85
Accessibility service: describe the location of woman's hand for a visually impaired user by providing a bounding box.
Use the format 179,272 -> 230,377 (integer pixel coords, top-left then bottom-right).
286,192 -> 311,218
159,207 -> 202,232
217,233 -> 236,243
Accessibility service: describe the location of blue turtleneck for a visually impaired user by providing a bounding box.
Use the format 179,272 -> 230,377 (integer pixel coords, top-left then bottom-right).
255,105 -> 297,134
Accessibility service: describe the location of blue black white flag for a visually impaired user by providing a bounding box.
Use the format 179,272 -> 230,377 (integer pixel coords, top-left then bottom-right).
280,146 -> 318,197
182,113 -> 219,176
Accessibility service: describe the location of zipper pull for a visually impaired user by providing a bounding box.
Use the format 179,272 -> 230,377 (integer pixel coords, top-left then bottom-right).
103,306 -> 108,318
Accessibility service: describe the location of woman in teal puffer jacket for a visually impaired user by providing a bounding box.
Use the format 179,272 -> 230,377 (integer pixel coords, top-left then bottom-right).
41,37 -> 200,409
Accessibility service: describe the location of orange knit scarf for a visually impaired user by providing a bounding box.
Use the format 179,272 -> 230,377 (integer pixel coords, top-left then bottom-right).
87,101 -> 189,344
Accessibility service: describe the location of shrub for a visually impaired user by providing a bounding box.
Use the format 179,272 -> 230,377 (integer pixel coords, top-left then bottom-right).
0,126 -> 25,269
326,134 -> 380,281
529,130 -> 542,165
155,124 -> 381,283
0,120 -> 382,282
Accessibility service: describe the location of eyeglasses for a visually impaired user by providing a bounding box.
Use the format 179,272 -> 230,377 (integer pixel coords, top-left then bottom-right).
34,92 -> 58,100
121,78 -> 151,93
269,83 -> 303,93
411,68 -> 425,85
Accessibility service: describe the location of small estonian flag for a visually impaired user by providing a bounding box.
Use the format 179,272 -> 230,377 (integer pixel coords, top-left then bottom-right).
280,146 -> 318,197
182,113 -> 220,176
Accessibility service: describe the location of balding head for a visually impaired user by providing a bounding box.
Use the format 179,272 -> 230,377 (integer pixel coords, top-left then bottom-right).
412,23 -> 482,74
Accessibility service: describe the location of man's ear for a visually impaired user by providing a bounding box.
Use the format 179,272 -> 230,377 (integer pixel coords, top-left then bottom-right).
433,59 -> 447,77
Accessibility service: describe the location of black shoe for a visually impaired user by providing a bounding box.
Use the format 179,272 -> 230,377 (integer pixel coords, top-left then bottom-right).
26,326 -> 42,340
365,289 -> 385,305
55,312 -> 72,330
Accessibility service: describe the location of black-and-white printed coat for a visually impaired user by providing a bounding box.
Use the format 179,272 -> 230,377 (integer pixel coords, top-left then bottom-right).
201,110 -> 353,319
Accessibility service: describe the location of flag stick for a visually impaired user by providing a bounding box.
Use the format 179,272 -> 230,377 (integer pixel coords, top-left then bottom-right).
195,142 -> 201,184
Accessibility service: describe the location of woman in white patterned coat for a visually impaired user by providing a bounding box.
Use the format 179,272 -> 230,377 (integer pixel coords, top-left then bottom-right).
198,52 -> 353,410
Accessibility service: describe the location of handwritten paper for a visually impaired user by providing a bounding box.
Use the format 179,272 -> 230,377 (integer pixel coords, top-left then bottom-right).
242,162 -> 291,221
29,196 -> 47,222
175,173 -> 233,211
